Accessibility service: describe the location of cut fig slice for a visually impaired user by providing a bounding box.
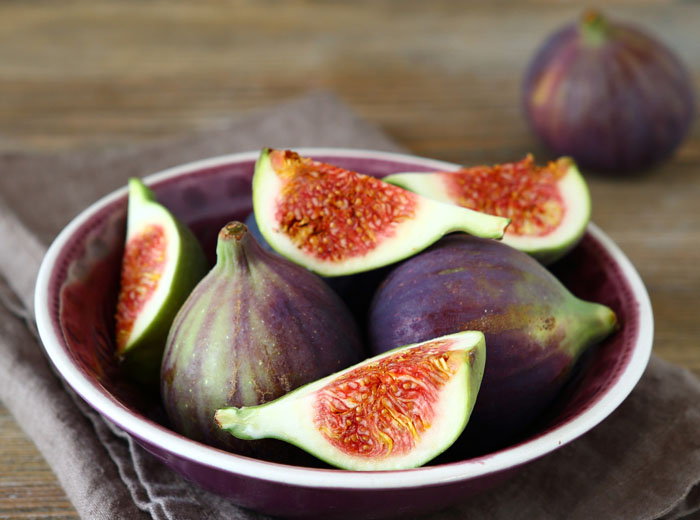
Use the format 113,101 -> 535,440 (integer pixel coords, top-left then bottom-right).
215,330 -> 486,471
252,149 -> 510,277
115,178 -> 208,385
383,155 -> 590,264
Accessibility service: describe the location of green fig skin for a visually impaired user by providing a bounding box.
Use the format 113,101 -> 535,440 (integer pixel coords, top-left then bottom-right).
160,222 -> 365,456
368,234 -> 617,452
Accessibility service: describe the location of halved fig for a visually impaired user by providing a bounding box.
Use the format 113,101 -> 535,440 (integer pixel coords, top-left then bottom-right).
252,149 -> 510,277
383,155 -> 590,264
115,178 -> 208,385
215,330 -> 486,471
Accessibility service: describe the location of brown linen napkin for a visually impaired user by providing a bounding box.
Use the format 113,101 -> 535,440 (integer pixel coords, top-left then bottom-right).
1,91 -> 699,520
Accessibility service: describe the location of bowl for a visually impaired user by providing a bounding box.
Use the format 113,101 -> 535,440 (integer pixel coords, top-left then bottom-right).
34,148 -> 653,519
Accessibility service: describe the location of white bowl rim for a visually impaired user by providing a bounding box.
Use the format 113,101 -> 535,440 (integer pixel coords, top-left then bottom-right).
35,147 -> 654,490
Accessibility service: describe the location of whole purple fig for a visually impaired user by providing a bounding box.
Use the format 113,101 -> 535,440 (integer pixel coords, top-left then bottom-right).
161,222 -> 364,457
523,10 -> 695,174
368,234 -> 617,452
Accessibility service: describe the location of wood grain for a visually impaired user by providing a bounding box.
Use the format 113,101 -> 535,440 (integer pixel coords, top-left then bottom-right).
0,404 -> 77,519
0,1 -> 698,517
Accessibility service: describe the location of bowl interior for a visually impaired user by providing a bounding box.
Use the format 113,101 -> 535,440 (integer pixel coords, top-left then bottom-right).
44,150 -> 643,472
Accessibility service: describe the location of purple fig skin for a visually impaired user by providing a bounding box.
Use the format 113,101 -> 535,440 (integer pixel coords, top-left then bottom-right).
161,222 -> 365,458
523,11 -> 695,174
368,234 -> 617,451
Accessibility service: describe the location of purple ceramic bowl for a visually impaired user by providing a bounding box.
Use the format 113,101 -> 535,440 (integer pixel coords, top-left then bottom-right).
35,148 -> 653,519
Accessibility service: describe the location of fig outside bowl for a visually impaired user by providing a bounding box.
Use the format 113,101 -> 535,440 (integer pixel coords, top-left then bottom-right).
34,148 -> 653,519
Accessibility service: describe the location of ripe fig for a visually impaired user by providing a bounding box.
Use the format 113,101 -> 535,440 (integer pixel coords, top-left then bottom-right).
216,330 -> 486,471
161,222 -> 364,455
383,155 -> 590,264
368,234 -> 617,451
115,178 -> 208,386
523,10 -> 695,174
253,148 -> 510,277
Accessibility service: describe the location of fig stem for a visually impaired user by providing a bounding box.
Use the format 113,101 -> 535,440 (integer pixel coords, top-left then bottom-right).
580,9 -> 611,46
220,221 -> 248,241
216,221 -> 252,272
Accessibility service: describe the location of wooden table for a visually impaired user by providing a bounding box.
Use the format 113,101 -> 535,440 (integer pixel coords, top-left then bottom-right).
1,1 -> 698,517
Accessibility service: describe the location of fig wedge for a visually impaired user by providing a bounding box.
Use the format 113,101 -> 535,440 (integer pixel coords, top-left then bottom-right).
115,178 -> 208,385
216,330 -> 486,471
383,155 -> 590,264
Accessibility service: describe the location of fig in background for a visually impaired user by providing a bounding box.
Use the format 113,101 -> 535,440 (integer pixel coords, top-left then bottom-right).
161,222 -> 364,459
523,10 -> 695,174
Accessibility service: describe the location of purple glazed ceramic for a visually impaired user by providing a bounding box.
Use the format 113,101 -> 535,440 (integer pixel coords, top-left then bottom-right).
35,149 -> 653,519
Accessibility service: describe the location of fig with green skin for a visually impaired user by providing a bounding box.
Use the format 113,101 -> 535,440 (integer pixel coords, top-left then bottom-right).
161,222 -> 364,455
252,148 -> 510,277
368,234 -> 617,451
383,155 -> 590,264
115,178 -> 208,386
216,330 -> 486,471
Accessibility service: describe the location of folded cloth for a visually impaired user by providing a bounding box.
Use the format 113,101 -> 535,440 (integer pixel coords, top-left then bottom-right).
0,91 -> 698,520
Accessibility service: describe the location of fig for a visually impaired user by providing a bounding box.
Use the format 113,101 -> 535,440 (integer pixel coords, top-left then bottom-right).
523,10 -> 695,174
368,235 -> 617,450
252,148 -> 510,277
161,222 -> 364,454
115,178 -> 208,385
215,330 -> 486,471
383,155 -> 590,264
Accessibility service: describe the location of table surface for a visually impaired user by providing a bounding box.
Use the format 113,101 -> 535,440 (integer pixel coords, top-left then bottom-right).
1,1 -> 698,517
